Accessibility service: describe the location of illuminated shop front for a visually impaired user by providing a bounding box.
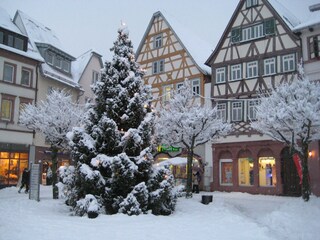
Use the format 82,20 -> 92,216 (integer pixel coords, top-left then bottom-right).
212,141 -> 288,196
0,150 -> 29,188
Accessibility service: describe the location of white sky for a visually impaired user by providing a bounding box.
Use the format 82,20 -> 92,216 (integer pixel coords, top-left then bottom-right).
0,0 -> 317,60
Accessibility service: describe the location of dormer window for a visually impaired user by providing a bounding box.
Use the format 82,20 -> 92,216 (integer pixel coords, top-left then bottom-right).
40,45 -> 74,74
246,0 -> 258,8
0,28 -> 27,51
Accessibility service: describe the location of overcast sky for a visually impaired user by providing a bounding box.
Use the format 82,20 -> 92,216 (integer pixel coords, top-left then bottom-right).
1,0 -> 317,60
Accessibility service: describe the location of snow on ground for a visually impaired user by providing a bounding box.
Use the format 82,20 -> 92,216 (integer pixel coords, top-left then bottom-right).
0,186 -> 319,240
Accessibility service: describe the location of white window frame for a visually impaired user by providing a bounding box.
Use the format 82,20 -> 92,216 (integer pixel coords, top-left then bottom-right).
47,52 -> 54,65
216,103 -> 227,121
264,58 -> 276,76
216,67 -> 226,83
232,101 -> 243,122
154,34 -> 163,49
21,68 -> 31,87
246,61 -> 258,78
92,71 -> 100,85
3,63 -> 15,83
191,79 -> 200,96
220,159 -> 233,186
282,54 -> 295,72
62,60 -> 70,73
231,64 -> 242,81
163,84 -> 173,102
248,99 -> 259,120
242,23 -> 263,42
152,59 -> 165,74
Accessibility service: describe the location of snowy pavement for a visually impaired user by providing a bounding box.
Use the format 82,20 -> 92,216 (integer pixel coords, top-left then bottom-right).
0,186 -> 319,240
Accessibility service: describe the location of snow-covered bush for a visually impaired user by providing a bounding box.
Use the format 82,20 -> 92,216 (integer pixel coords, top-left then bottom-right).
75,194 -> 100,218
148,167 -> 177,215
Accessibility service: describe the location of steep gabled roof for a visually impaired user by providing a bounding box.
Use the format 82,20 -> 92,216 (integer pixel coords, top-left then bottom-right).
14,10 -> 66,53
13,10 -> 82,89
136,11 -> 211,75
72,49 -> 103,83
0,7 -> 42,62
205,0 -> 304,66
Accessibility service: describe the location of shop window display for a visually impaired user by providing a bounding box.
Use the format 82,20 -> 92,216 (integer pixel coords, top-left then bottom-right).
0,152 -> 28,187
238,158 -> 254,186
220,159 -> 233,185
259,157 -> 276,186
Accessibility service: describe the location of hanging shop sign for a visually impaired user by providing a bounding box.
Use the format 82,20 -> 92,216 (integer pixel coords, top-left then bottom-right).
157,145 -> 181,153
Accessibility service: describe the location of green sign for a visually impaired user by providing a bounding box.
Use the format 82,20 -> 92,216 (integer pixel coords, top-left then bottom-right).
157,145 -> 181,153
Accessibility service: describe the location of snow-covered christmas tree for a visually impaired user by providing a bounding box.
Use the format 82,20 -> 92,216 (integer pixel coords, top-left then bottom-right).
63,24 -> 177,216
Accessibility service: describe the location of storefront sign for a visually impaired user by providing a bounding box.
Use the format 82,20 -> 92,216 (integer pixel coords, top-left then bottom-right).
157,145 -> 181,153
29,163 -> 41,201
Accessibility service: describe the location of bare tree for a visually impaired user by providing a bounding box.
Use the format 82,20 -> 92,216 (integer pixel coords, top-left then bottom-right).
156,81 -> 231,198
251,64 -> 320,201
20,89 -> 84,199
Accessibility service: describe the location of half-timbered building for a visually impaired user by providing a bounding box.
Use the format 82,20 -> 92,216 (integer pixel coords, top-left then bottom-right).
206,0 -> 320,196
136,11 -> 213,189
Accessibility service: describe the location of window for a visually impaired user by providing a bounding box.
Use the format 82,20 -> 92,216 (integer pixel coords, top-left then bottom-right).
309,35 -> 320,59
19,98 -> 32,119
282,54 -> 295,72
163,85 -> 173,102
3,63 -> 15,83
220,159 -> 233,185
154,34 -> 163,49
239,158 -> 254,186
248,99 -> 259,120
54,56 -> 62,69
242,23 -> 263,41
246,0 -> 258,8
152,60 -> 165,74
216,103 -> 227,121
47,52 -> 54,65
8,35 -> 13,47
231,18 -> 275,43
191,79 -> 200,96
14,37 -> 24,50
232,101 -> 243,122
1,99 -> 13,121
265,19 -> 275,35
92,71 -> 99,85
231,64 -> 242,81
247,61 -> 258,78
216,67 -> 226,83
62,60 -> 70,73
21,68 -> 32,87
259,157 -> 276,186
0,32 -> 4,44
264,58 -> 276,75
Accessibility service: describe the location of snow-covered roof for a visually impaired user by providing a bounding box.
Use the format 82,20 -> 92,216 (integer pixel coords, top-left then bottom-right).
13,10 -> 84,89
14,10 -> 66,53
136,11 -> 211,75
268,0 -> 301,29
268,0 -> 320,31
72,49 -> 103,83
0,7 -> 24,35
0,8 -> 43,62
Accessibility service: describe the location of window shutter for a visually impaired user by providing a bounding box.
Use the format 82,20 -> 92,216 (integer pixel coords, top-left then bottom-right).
265,19 -> 275,35
231,28 -> 241,43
